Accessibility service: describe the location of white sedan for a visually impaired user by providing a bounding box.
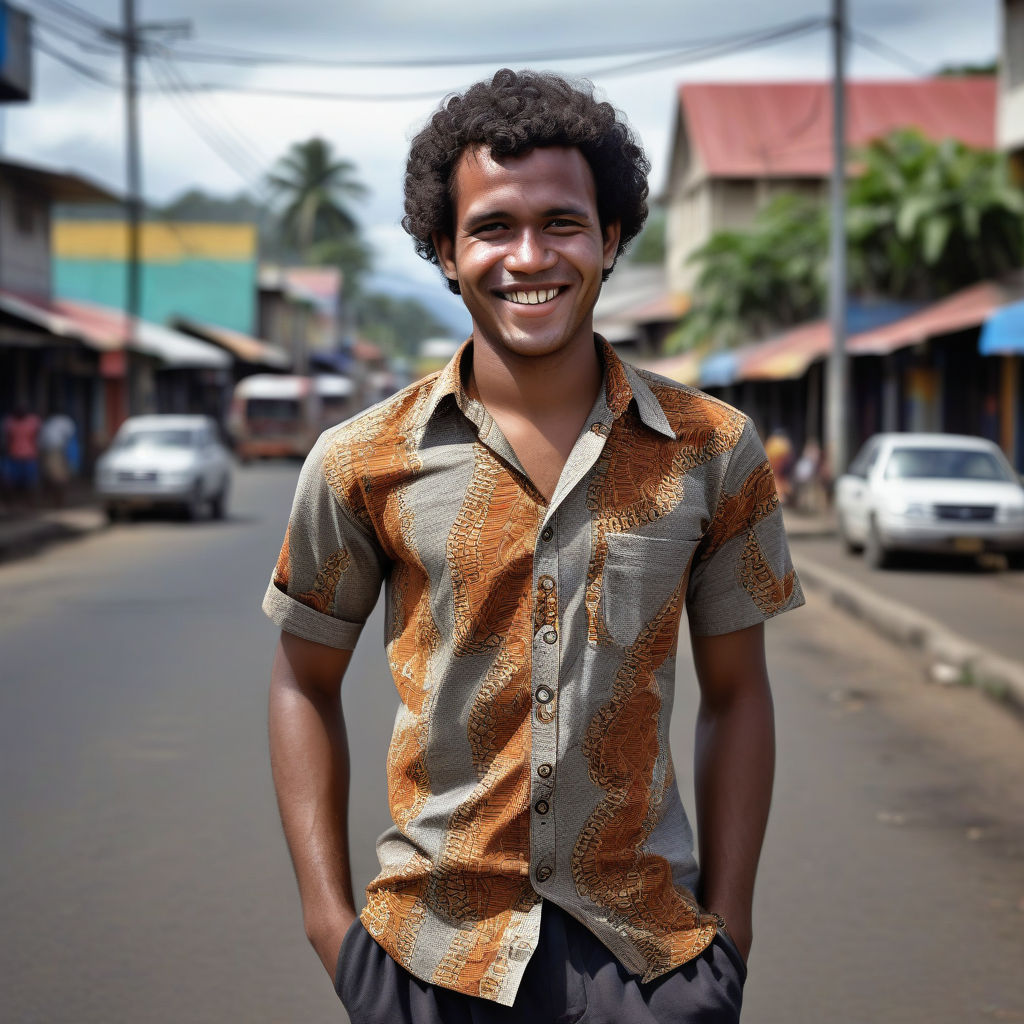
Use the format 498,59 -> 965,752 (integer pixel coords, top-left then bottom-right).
835,433 -> 1024,568
95,415 -> 233,522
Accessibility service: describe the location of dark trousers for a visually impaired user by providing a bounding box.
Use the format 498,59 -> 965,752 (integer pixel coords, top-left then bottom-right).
334,901 -> 746,1023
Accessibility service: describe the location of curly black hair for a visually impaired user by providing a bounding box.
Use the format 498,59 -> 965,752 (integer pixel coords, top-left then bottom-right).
403,68 -> 651,294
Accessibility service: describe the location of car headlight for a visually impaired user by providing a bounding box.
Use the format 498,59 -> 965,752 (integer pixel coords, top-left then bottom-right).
884,498 -> 929,517
160,471 -> 194,486
999,504 -> 1024,523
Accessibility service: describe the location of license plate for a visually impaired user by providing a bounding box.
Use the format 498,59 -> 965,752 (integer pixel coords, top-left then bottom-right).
953,537 -> 983,553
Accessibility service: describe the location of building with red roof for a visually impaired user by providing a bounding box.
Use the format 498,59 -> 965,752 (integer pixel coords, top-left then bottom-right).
664,77 -> 997,293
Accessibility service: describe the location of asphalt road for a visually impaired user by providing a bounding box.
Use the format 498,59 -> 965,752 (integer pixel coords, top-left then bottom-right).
790,533 -> 1024,667
1,461 -> 1022,1023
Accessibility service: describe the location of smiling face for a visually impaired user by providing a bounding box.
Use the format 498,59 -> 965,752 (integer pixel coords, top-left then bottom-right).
432,145 -> 620,362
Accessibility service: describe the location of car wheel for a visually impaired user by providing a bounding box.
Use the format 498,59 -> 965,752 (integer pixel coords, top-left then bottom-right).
105,503 -> 122,524
864,517 -> 893,569
838,511 -> 862,554
211,478 -> 229,520
186,482 -> 207,522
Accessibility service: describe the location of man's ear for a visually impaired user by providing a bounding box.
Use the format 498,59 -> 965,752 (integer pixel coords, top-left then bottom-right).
602,220 -> 622,270
432,231 -> 458,284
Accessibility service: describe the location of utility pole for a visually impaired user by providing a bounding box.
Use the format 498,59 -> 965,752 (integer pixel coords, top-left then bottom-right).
105,8 -> 190,414
826,0 -> 849,482
122,0 -> 143,413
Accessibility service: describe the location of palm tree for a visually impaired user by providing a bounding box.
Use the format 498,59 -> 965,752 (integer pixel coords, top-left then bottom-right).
266,138 -> 368,260
846,129 -> 1024,300
668,194 -> 826,352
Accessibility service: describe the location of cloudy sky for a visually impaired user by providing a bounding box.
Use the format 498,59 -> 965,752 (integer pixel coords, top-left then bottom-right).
2,0 -> 1000,331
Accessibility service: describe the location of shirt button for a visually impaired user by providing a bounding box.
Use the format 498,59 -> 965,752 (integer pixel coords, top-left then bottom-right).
539,575 -> 555,591
535,685 -> 553,704
543,629 -> 557,645
541,526 -> 553,542
536,865 -> 553,882
535,799 -> 549,815
537,763 -> 552,778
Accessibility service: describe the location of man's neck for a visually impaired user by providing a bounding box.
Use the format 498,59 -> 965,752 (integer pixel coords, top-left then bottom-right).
467,329 -> 602,427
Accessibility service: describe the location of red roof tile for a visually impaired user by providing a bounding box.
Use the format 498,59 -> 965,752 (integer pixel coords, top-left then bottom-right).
679,78 -> 996,178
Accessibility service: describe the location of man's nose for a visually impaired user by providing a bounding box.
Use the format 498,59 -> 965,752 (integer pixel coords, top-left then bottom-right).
504,229 -> 557,274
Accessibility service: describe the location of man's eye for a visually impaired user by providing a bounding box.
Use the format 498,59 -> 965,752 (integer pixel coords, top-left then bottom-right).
474,222 -> 505,233
548,219 -> 582,229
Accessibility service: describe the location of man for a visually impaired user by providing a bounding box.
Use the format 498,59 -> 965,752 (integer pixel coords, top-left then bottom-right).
264,69 -> 804,1023
2,403 -> 42,505
39,410 -> 77,507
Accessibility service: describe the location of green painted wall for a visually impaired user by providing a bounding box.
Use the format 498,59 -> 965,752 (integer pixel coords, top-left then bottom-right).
54,258 -> 257,334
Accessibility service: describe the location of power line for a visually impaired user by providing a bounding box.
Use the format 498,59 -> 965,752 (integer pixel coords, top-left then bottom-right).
26,10 -> 117,54
100,16 -> 828,70
174,18 -> 829,104
846,28 -> 933,76
32,33 -> 122,87
145,55 -> 270,194
25,0 -> 110,33
584,17 -> 825,78
155,54 -> 273,171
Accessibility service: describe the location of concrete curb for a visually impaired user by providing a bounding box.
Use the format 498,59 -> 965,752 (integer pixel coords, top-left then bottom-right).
0,508 -> 107,565
795,554 -> 1024,714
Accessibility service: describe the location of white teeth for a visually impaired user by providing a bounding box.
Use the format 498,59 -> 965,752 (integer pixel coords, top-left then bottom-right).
505,287 -> 560,304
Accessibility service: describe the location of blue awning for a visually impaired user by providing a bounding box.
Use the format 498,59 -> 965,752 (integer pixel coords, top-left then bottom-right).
979,299 -> 1024,355
699,350 -> 741,389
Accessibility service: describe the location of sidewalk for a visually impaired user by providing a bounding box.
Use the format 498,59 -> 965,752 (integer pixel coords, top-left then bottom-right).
0,482 -> 107,564
783,507 -> 1024,714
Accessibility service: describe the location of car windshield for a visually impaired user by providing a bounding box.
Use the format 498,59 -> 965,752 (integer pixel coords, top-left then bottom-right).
115,429 -> 198,450
246,398 -> 300,420
883,447 -> 1013,482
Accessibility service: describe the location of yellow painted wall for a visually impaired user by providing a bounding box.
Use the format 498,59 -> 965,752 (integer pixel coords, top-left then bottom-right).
53,221 -> 257,262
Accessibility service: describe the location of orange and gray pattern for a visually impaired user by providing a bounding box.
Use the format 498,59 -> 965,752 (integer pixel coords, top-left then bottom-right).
262,338 -> 804,1006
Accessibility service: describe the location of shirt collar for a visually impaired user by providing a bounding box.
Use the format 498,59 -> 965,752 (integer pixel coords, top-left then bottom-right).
414,335 -> 676,440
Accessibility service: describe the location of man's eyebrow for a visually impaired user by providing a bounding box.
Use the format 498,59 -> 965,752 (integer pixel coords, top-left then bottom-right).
462,209 -> 512,228
541,206 -> 590,219
462,205 -> 591,228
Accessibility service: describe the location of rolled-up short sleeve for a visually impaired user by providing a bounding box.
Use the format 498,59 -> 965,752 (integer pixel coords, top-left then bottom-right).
686,418 -> 805,637
262,429 -> 386,650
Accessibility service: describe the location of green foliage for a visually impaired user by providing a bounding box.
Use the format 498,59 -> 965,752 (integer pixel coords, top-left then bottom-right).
672,128 -> 1024,353
935,61 -> 997,77
159,188 -> 266,223
355,293 -> 450,358
846,129 -> 1024,300
669,194 -> 826,352
266,138 -> 368,259
307,234 -> 375,298
628,209 -> 666,264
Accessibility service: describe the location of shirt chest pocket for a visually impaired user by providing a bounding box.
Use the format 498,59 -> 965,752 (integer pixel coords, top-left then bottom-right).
601,534 -> 700,647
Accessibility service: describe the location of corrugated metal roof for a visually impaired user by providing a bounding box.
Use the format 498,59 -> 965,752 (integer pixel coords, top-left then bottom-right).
173,316 -> 291,369
738,320 -> 830,381
846,281 -> 1014,356
53,299 -> 231,369
679,78 -> 996,179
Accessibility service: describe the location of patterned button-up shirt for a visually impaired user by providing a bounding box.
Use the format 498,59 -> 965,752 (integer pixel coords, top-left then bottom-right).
263,338 -> 804,1006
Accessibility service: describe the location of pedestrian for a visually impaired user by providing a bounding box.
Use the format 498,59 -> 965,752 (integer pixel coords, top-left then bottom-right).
263,69 -> 804,1024
793,438 -> 824,514
39,410 -> 77,507
2,402 -> 42,506
763,428 -> 794,505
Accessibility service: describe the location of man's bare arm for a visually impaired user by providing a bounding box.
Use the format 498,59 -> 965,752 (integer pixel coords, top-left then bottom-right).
690,621 -> 775,964
268,629 -> 357,979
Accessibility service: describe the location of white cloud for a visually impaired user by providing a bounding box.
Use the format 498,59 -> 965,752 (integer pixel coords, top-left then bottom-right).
3,0 -> 999,311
